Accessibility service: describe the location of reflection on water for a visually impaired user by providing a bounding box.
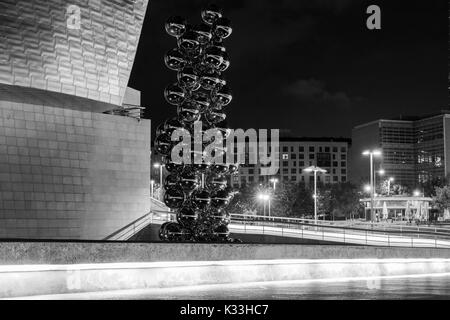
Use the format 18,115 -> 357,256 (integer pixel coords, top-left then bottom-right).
86,275 -> 450,300
16,275 -> 450,300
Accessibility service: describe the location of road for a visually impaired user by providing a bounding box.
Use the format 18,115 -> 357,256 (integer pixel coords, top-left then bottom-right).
12,273 -> 450,300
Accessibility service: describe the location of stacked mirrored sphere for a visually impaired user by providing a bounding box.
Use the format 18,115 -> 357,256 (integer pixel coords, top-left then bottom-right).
155,5 -> 240,242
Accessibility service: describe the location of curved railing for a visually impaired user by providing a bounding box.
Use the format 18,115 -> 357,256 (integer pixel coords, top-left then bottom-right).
103,201 -> 450,248
228,214 -> 450,248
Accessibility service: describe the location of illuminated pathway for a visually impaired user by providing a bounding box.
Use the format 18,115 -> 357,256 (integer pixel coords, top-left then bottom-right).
9,273 -> 450,300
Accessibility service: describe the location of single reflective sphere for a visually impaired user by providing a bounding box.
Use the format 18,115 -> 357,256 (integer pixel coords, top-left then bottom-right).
163,187 -> 185,209
154,133 -> 172,155
209,208 -> 230,226
164,117 -> 183,131
180,170 -> 201,192
190,90 -> 211,110
177,105 -> 201,123
200,71 -> 222,90
164,83 -> 186,105
165,16 -> 187,38
210,189 -> 232,208
206,174 -> 227,191
164,48 -> 186,71
205,109 -> 226,124
164,174 -> 180,190
212,224 -> 230,240
178,30 -> 200,52
159,222 -> 183,242
218,52 -> 230,72
191,188 -> 211,210
213,85 -> 232,107
201,4 -> 223,25
193,23 -> 213,45
176,206 -> 198,227
177,66 -> 199,89
213,17 -> 232,39
210,164 -> 229,175
204,46 -> 224,69
165,158 -> 184,174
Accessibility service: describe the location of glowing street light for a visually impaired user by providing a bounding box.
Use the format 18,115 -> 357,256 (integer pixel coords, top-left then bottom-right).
387,177 -> 394,196
269,178 -> 278,191
303,166 -> 327,224
362,149 -> 382,222
258,193 -> 271,216
150,179 -> 155,198
153,163 -> 164,189
413,190 -> 421,197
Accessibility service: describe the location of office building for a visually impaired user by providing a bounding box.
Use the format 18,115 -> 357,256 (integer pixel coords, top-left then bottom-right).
233,137 -> 351,188
350,111 -> 450,187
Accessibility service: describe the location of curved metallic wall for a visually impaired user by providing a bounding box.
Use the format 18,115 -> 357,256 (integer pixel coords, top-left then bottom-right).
0,0 -> 148,106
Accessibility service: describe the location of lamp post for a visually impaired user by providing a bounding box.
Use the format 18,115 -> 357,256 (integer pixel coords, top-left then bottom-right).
303,166 -> 327,224
153,163 -> 164,188
258,193 -> 270,217
269,178 -> 278,191
150,179 -> 155,198
362,150 -> 382,222
375,168 -> 385,196
387,177 -> 394,196
363,184 -> 372,221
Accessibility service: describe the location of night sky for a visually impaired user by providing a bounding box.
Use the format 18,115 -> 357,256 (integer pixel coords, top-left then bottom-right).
129,0 -> 448,138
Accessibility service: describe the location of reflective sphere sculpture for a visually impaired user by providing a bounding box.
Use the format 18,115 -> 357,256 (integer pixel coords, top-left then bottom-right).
158,7 -> 237,243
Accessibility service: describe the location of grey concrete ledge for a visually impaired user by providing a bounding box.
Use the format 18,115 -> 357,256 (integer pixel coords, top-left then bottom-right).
1,241 -> 450,265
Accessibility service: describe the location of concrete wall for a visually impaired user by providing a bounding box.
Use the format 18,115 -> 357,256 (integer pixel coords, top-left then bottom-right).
1,242 -> 450,265
2,242 -> 450,298
0,101 -> 151,239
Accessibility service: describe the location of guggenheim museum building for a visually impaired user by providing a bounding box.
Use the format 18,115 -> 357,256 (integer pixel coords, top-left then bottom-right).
0,0 -> 151,239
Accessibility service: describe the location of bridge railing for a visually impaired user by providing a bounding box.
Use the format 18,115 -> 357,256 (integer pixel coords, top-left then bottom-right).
229,218 -> 450,248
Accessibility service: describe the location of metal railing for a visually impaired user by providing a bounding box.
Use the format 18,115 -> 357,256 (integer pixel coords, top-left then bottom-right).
229,215 -> 450,248
103,205 -> 450,248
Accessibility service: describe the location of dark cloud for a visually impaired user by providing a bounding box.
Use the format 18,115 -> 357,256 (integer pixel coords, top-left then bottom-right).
283,79 -> 358,109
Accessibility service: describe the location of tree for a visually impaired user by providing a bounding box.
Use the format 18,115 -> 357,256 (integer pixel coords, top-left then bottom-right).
316,182 -> 362,220
433,185 -> 450,212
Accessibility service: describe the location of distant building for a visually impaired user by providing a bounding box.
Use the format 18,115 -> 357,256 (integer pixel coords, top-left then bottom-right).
232,137 -> 351,188
350,111 -> 450,187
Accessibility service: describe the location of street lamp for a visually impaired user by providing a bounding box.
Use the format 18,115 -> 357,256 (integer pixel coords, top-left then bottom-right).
303,166 -> 327,224
150,179 -> 155,198
258,193 -> 270,216
153,163 -> 164,189
375,168 -> 385,195
413,190 -> 421,197
362,149 -> 382,222
387,177 -> 394,196
269,178 -> 278,191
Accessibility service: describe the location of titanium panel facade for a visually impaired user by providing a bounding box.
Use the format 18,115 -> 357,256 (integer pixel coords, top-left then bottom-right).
0,0 -> 148,106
